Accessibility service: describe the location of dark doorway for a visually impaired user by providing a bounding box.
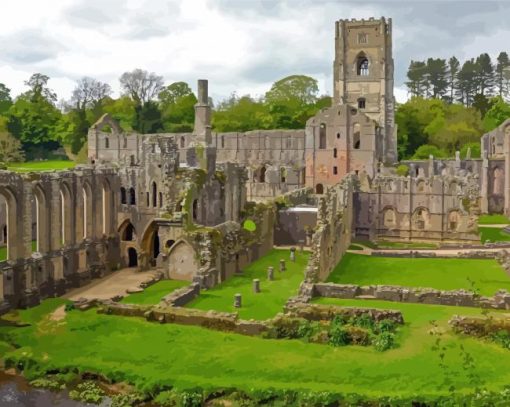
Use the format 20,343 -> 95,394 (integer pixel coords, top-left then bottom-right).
128,248 -> 138,267
316,183 -> 324,194
152,228 -> 160,261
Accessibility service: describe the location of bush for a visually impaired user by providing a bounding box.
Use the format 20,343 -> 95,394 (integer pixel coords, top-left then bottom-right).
69,381 -> 105,404
376,319 -> 396,334
345,326 -> 371,346
373,332 -> 395,352
412,144 -> 447,159
491,330 -> 510,349
396,164 -> 409,176
29,378 -> 65,391
351,314 -> 374,330
111,393 -> 146,407
328,324 -> 350,347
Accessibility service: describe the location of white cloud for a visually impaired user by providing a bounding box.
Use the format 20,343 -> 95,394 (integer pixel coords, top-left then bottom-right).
0,0 -> 508,105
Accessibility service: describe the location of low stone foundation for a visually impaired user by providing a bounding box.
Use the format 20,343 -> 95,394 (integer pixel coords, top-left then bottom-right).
160,283 -> 200,307
449,315 -> 510,337
371,250 -> 497,259
303,282 -> 510,310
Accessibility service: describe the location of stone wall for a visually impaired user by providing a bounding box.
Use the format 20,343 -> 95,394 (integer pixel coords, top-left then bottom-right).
310,282 -> 510,310
304,175 -> 355,282
160,283 -> 200,307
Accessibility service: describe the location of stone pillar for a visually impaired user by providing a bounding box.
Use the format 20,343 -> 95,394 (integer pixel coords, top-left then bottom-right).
22,183 -> 33,258
253,279 -> 260,293
290,247 -> 296,262
50,181 -> 63,250
267,266 -> 274,281
428,155 -> 434,177
0,272 -> 3,302
505,133 -> 510,216
481,150 -> 489,213
279,259 -> 286,272
234,293 -> 242,308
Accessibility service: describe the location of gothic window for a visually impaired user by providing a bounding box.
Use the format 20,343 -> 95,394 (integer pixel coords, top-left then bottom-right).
358,98 -> 366,109
180,136 -> 185,148
383,208 -> 397,228
417,180 -> 425,192
333,166 -> 338,175
123,137 -> 127,148
493,167 -> 504,195
333,148 -> 337,158
319,123 -> 326,149
353,123 -> 361,150
336,132 -> 341,139
120,187 -> 127,204
105,137 -> 109,148
413,208 -> 429,230
357,58 -> 369,76
448,211 -> 459,231
221,136 -> 225,148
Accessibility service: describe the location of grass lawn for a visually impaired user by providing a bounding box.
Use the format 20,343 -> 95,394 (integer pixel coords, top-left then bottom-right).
7,160 -> 76,173
0,246 -> 5,262
328,253 -> 510,296
2,298 -> 510,399
120,280 -> 189,305
186,249 -> 309,320
479,227 -> 510,243
478,214 -> 510,225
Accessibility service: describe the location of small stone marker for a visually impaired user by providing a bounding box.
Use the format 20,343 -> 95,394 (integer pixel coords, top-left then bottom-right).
234,293 -> 242,308
253,279 -> 260,293
267,266 -> 274,280
279,259 -> 286,272
290,247 -> 296,262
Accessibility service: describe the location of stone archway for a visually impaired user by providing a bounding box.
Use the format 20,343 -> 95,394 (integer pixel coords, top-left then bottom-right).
140,221 -> 161,268
0,186 -> 18,261
167,240 -> 199,281
128,247 -> 138,267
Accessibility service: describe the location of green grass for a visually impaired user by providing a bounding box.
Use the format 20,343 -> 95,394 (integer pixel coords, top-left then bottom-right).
3,298 -> 510,399
186,249 -> 309,320
0,245 -> 5,262
7,160 -> 76,173
479,227 -> 510,243
327,253 -> 510,296
120,280 -> 189,305
478,214 -> 510,225
376,241 -> 438,249
348,244 -> 364,250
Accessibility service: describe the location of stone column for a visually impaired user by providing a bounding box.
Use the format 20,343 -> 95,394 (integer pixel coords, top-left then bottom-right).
253,279 -> 260,293
267,266 -> 274,280
290,247 -> 296,262
279,259 -> 286,272
50,180 -> 62,251
234,293 -> 242,308
0,272 -> 4,302
481,150 -> 489,213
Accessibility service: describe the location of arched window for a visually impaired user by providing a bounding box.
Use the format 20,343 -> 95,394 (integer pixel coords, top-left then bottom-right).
319,123 -> 326,149
280,167 -> 287,183
176,200 -> 183,212
448,211 -> 459,231
221,136 -> 225,148
494,167 -> 504,195
146,192 -> 150,207
121,222 -> 136,241
358,98 -> 366,109
336,132 -> 341,139
120,187 -> 127,204
417,180 -> 426,192
357,58 -> 369,76
449,182 -> 457,195
333,148 -> 337,158
383,208 -> 397,228
159,192 -> 163,208
180,136 -> 185,148
105,137 -> 109,148
412,208 -> 429,230
123,137 -> 127,148
259,166 -> 266,183
129,188 -> 136,205
316,184 -> 324,194
353,124 -> 361,150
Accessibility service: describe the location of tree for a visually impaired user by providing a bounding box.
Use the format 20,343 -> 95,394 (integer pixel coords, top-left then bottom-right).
159,82 -> 193,107
0,131 -> 25,163
456,59 -> 478,106
425,58 -> 448,99
161,93 -> 197,132
482,96 -> 510,131
23,73 -> 57,103
70,77 -> 112,110
0,83 -> 12,115
102,96 -> 137,131
134,101 -> 162,133
448,57 -> 460,103
405,61 -> 428,97
475,53 -> 495,96
412,144 -> 447,159
472,93 -> 493,117
496,52 -> 510,98
119,69 -> 164,106
265,75 -> 319,105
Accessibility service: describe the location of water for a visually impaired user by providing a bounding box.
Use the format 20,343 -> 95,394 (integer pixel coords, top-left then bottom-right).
0,372 -> 111,407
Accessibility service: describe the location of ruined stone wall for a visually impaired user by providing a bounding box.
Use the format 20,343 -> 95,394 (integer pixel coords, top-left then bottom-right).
355,173 -> 480,242
304,175 -> 355,282
0,167 -> 120,312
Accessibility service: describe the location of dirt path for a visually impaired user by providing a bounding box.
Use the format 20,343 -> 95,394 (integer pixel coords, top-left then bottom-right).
63,268 -> 159,301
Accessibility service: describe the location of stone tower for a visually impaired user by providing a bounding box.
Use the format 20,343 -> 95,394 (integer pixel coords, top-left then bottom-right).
333,17 -> 397,164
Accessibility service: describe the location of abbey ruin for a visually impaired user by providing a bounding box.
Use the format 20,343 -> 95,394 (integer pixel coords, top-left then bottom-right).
0,17 -> 508,312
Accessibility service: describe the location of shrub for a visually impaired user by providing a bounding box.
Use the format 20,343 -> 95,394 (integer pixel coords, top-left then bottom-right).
351,314 -> 374,330
29,378 -> 65,391
111,393 -> 146,407
373,332 -> 395,352
328,324 -> 350,347
345,326 -> 371,346
376,319 -> 396,334
69,381 -> 105,404
491,330 -> 510,349
396,164 -> 409,176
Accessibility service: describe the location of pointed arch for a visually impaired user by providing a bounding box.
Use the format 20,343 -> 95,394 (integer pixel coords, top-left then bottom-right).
82,181 -> 93,239
33,184 -> 49,253
0,186 -> 18,261
101,179 -> 112,235
60,182 -> 73,246
167,239 -> 199,281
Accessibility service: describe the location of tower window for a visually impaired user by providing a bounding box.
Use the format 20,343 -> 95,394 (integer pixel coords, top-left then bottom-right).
333,166 -> 338,175
358,33 -> 368,44
319,123 -> 326,149
180,136 -> 185,148
358,98 -> 366,109
357,58 -> 369,76
333,148 -> 337,158
105,137 -> 109,148
336,132 -> 341,139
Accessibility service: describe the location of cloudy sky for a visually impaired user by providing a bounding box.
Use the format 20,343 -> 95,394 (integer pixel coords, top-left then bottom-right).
0,0 -> 508,104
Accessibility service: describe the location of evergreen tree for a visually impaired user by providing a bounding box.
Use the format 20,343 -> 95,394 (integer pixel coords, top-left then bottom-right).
448,56 -> 460,103
406,61 -> 428,97
456,59 -> 478,106
475,53 -> 495,96
496,52 -> 510,98
425,58 -> 449,99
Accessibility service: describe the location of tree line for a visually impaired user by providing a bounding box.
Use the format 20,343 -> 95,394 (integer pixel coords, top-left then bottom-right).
0,72 -> 329,162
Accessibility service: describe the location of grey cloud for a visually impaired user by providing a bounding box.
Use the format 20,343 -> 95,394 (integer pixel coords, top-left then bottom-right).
0,30 -> 64,65
62,0 -> 129,27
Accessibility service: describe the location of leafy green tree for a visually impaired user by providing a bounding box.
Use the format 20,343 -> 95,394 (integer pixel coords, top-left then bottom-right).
102,96 -> 137,131
159,82 -> 193,107
0,130 -> 25,163
460,142 -> 481,159
23,73 -> 57,103
0,83 -> 12,115
158,82 -> 196,132
482,96 -> 510,131
412,144 -> 447,159
472,93 -> 493,117
265,75 -> 319,105
134,101 -> 162,134
213,94 -> 273,132
496,52 -> 510,98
